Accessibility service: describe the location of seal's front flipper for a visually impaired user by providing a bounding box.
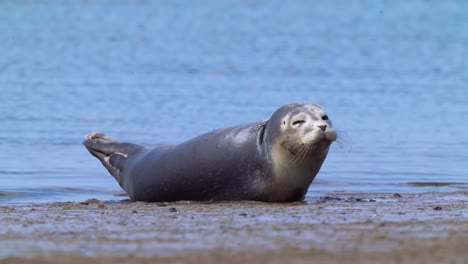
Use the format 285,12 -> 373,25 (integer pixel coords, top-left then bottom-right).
83,132 -> 142,184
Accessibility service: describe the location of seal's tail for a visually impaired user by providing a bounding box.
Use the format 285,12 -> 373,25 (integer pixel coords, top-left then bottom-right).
83,132 -> 142,184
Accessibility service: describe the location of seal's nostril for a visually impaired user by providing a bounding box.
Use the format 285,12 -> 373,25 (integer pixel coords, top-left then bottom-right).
318,125 -> 327,131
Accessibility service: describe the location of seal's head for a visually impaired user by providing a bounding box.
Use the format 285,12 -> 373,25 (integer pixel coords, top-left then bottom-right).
261,103 -> 337,201
266,103 -> 337,160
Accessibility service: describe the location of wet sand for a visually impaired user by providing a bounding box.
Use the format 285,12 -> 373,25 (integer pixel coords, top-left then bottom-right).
1,191 -> 467,264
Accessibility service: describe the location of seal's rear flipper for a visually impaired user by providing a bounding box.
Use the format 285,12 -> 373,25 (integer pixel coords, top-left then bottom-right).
83,132 -> 142,184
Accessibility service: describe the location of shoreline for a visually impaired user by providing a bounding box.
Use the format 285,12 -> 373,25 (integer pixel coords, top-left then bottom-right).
1,181 -> 466,206
1,191 -> 467,263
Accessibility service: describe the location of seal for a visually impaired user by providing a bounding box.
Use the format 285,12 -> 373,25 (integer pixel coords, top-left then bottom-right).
83,103 -> 337,202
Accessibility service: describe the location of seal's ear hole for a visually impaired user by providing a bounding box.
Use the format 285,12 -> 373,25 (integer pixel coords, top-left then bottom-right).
322,115 -> 329,121
283,121 -> 286,125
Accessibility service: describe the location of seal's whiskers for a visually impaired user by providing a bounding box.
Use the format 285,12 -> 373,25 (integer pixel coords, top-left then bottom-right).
335,130 -> 352,152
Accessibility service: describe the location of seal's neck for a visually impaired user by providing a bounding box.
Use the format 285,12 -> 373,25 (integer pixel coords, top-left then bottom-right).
268,140 -> 330,199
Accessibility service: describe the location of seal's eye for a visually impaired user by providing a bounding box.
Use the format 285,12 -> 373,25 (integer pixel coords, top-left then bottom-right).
322,115 -> 329,121
292,120 -> 306,126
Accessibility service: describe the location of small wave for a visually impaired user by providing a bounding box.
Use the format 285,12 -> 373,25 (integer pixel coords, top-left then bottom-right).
405,182 -> 467,187
48,187 -> 126,196
0,191 -> 18,197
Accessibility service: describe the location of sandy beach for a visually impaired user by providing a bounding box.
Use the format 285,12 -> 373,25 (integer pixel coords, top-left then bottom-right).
1,191 -> 467,264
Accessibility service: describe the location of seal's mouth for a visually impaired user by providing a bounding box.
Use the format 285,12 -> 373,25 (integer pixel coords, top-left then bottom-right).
324,130 -> 337,142
280,135 -> 326,156
278,127 -> 336,159
301,128 -> 337,145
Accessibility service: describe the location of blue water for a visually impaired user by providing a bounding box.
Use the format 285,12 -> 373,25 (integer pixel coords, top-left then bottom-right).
1,0 -> 467,204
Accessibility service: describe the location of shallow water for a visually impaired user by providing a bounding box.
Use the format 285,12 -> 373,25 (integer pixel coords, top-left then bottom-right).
1,0 -> 467,204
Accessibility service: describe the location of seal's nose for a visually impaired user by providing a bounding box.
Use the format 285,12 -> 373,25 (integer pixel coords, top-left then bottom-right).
318,125 -> 327,131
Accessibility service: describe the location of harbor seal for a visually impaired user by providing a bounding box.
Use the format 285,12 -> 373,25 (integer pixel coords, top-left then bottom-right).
83,103 -> 337,202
